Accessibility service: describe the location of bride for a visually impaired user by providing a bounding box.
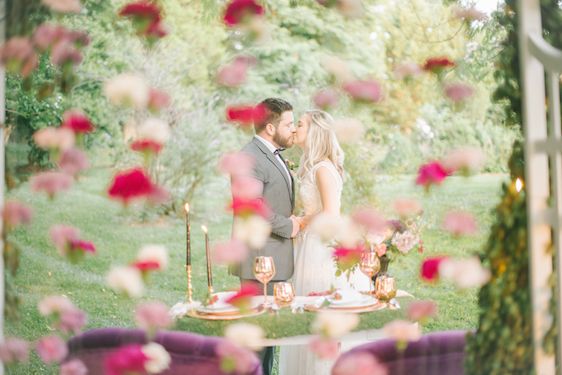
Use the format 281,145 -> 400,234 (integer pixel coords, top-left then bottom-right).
279,110 -> 369,375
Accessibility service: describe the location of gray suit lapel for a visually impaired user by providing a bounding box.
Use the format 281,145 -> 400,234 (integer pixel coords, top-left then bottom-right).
252,138 -> 293,203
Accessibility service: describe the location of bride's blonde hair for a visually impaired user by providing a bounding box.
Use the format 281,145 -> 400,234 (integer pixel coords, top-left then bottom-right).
297,110 -> 345,180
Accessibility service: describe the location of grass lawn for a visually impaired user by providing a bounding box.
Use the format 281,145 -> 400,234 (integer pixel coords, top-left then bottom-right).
4,166 -> 507,374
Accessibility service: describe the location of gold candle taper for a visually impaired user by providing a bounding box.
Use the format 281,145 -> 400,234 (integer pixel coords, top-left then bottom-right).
202,225 -> 214,295
184,203 -> 193,303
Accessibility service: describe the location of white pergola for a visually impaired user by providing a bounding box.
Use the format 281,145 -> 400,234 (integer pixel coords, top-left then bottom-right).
518,0 -> 562,373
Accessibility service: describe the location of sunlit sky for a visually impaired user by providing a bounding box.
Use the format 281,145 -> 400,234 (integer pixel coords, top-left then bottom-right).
472,0 -> 503,14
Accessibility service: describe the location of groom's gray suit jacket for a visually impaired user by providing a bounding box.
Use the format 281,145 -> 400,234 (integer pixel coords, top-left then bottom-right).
230,137 -> 295,281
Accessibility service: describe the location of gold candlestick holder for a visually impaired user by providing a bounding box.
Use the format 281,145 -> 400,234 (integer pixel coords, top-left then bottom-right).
186,264 -> 193,303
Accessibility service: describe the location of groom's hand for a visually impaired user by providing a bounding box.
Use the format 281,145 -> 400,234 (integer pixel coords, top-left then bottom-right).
290,215 -> 302,238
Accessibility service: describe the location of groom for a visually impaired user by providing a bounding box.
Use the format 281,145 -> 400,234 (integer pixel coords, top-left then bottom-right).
231,97 -> 301,375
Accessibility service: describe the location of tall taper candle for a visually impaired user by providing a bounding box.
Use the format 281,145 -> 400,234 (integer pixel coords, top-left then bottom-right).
184,203 -> 193,303
202,225 -> 214,295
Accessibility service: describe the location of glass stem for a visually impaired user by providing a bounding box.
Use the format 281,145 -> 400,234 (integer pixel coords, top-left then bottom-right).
264,283 -> 267,306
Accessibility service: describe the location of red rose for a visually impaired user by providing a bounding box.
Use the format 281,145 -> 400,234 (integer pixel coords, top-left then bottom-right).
415,161 -> 449,189
333,245 -> 364,271
119,1 -> 161,23
70,240 -> 96,253
130,139 -> 163,154
226,282 -> 260,311
131,260 -> 161,272
229,197 -> 271,218
226,104 -> 267,126
422,57 -> 455,73
223,0 -> 265,27
62,110 -> 94,134
107,167 -> 155,205
420,257 -> 447,282
104,344 -> 148,375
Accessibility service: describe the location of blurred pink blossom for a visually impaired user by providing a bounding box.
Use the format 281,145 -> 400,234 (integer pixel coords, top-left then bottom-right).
439,257 -> 490,289
51,40 -> 83,66
104,344 -> 148,375
39,295 -> 74,316
148,88 -> 171,112
33,23 -> 65,51
134,301 -> 172,333
146,184 -> 171,205
31,171 -> 73,198
444,83 -> 474,102
215,341 -> 259,374
443,211 -> 477,236
217,56 -> 256,87
452,6 -> 487,22
415,161 -> 448,189
3,200 -> 33,228
212,239 -> 249,265
36,335 -> 68,364
308,336 -> 339,359
332,352 -> 387,375
351,207 -> 388,236
0,37 -> 38,77
59,308 -> 87,334
0,337 -> 30,364
383,320 -> 422,343
41,0 -> 82,13
49,225 -> 80,254
33,127 -> 76,151
219,152 -> 255,176
58,148 -> 90,176
62,109 -> 95,134
394,62 -> 422,80
333,118 -> 365,143
313,88 -> 340,109
393,198 -> 422,218
60,359 -> 88,375
407,300 -> 438,322
342,80 -> 383,103
231,175 -> 262,199
442,147 -> 485,175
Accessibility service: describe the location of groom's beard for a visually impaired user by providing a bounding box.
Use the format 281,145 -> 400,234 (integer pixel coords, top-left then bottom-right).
273,132 -> 294,149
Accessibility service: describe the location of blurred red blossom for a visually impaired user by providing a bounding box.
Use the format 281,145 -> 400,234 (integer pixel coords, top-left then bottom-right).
51,40 -> 82,66
223,0 -> 265,27
62,109 -> 95,134
130,139 -> 163,155
104,344 -> 148,375
119,1 -> 167,40
229,197 -> 271,218
333,245 -> 364,271
415,161 -> 449,190
225,282 -> 260,311
444,82 -> 474,102
226,104 -> 267,126
422,57 -> 455,74
108,167 -> 159,205
420,256 -> 447,282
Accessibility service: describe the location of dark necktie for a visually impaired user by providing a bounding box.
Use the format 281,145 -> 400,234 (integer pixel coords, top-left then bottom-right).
273,148 -> 285,156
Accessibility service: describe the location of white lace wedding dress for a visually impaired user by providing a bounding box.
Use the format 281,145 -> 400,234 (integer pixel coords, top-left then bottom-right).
278,161 -> 370,375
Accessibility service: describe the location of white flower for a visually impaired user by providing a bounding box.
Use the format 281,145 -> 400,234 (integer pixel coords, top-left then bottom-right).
137,118 -> 171,145
136,245 -> 169,270
38,295 -> 74,316
309,213 -> 344,243
439,257 -> 490,289
383,320 -> 422,342
104,73 -> 149,109
106,266 -> 144,298
233,215 -> 271,249
333,118 -> 364,143
224,323 -> 264,351
312,311 -> 359,338
142,343 -> 171,374
41,0 -> 81,13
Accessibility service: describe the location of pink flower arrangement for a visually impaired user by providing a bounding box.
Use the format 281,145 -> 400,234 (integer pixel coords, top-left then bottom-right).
420,256 -> 447,282
104,344 -> 148,375
107,167 -> 158,205
0,337 -> 30,364
219,152 -> 255,177
58,148 -> 90,176
415,161 -> 449,190
2,200 -> 32,229
41,0 -> 82,13
0,37 -> 38,77
422,56 -> 455,74
135,301 -> 172,335
444,82 -> 474,102
61,109 -> 95,134
443,211 -> 477,236
36,335 -> 68,364
33,127 -> 75,151
229,197 -> 271,218
31,171 -> 73,198
342,80 -> 383,103
313,88 -> 340,109
225,282 -> 260,311
60,359 -> 88,375
147,88 -> 171,112
216,341 -> 259,374
332,352 -> 388,375
407,300 -> 438,322
226,104 -> 267,126
223,0 -> 265,27
212,239 -> 249,265
308,336 -> 339,359
217,56 -> 256,88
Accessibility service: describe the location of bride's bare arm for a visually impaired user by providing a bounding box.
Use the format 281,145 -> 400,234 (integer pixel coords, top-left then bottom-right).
316,166 -> 340,216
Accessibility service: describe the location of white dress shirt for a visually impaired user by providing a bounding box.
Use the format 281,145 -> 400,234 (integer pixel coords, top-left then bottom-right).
254,135 -> 292,189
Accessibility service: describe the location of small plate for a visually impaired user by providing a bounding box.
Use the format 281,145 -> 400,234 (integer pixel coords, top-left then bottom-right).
327,293 -> 374,307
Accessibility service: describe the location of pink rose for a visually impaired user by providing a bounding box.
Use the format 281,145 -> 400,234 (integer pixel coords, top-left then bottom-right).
212,239 -> 249,265
60,359 -> 88,375
217,56 -> 256,87
452,6 -> 487,22
444,83 -> 474,102
31,171 -> 73,198
49,225 -> 80,254
33,127 -> 75,151
104,344 -> 148,375
148,88 -> 171,112
443,211 -> 477,236
394,62 -> 422,80
393,198 -> 422,218
134,301 -> 172,334
215,341 -> 259,374
407,300 -> 438,322
342,80 -> 383,103
0,37 -> 38,77
332,352 -> 387,375
58,148 -> 90,176
33,23 -> 66,51
61,109 -> 95,134
36,335 -> 68,364
415,161 -> 448,189
2,200 -> 32,228
420,256 -> 447,282
231,175 -> 262,199
441,147 -> 485,175
59,308 -> 87,334
219,152 -> 255,177
0,337 -> 30,364
51,40 -> 83,66
41,0 -> 82,13
351,207 -> 388,236
308,336 -> 339,359
38,295 -> 75,316
313,88 -> 340,109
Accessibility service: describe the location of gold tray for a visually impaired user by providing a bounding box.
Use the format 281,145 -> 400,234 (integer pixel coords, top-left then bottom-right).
304,301 -> 387,314
186,307 -> 266,321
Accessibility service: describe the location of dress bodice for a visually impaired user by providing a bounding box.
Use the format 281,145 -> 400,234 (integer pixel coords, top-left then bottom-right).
298,161 -> 343,216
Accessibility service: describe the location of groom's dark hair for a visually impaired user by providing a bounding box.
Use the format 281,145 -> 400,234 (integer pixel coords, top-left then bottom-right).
254,98 -> 293,133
